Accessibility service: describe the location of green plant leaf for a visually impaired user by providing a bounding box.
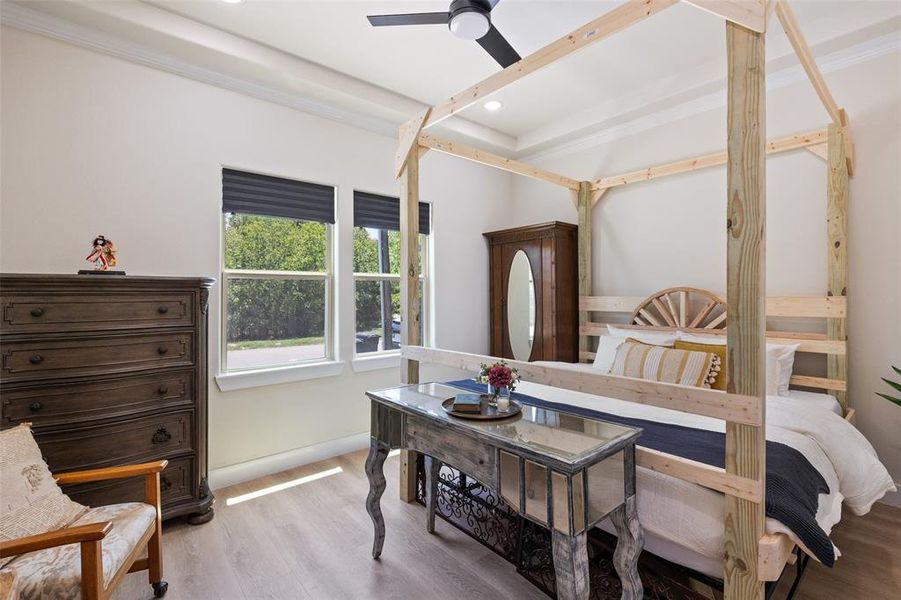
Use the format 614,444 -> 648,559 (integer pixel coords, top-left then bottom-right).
882,377 -> 901,394
876,392 -> 901,407
893,365 -> 901,377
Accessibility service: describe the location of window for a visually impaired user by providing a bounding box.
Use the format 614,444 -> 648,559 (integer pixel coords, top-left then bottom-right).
222,169 -> 334,372
353,191 -> 430,355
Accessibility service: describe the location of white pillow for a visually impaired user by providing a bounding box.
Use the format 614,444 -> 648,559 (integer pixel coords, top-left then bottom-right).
606,326 -> 676,348
770,343 -> 800,396
677,332 -> 789,396
591,335 -> 626,373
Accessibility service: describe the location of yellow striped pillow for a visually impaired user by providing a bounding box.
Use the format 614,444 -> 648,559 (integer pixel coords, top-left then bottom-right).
609,340 -> 719,388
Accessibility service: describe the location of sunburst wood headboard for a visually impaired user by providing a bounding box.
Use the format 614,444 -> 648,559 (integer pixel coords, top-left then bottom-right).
578,287 -> 848,397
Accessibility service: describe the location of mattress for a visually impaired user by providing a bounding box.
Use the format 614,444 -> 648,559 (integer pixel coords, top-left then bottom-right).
519,361 -> 895,578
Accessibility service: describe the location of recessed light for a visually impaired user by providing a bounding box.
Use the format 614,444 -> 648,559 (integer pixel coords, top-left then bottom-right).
222,0 -> 245,4
483,100 -> 503,112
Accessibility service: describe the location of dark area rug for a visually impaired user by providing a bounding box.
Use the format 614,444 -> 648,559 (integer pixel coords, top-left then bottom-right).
415,457 -> 713,600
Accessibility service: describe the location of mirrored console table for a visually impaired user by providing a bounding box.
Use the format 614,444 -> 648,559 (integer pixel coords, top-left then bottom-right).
365,383 -> 644,600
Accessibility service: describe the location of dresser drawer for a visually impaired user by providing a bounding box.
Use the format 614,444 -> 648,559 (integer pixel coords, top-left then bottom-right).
37,410 -> 194,472
1,332 -> 193,382
62,455 -> 197,511
1,293 -> 195,334
404,414 -> 497,486
2,369 -> 194,429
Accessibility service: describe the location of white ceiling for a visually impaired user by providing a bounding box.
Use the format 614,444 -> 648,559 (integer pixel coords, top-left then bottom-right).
7,0 -> 901,155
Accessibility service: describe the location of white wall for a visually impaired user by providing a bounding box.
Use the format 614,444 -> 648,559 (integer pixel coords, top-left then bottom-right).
0,27 -> 513,475
507,51 -> 901,505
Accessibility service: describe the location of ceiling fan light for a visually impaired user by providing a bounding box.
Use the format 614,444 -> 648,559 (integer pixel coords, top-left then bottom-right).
449,11 -> 490,41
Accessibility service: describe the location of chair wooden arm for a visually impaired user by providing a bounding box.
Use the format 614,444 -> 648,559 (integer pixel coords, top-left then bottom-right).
0,521 -> 112,559
54,460 -> 169,485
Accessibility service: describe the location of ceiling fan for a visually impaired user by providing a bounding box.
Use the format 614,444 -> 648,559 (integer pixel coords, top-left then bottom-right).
367,0 -> 521,68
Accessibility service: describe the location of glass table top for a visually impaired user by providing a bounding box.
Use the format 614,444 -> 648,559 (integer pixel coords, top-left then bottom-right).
370,383 -> 640,464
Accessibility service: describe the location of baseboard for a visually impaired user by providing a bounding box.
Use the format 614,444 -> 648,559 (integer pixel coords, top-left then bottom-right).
208,432 -> 370,491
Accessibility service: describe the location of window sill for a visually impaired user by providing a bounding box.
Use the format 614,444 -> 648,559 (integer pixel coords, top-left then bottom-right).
215,360 -> 344,392
351,352 -> 401,373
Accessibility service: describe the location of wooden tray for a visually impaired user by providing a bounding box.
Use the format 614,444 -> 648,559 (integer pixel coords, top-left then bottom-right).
441,396 -> 522,420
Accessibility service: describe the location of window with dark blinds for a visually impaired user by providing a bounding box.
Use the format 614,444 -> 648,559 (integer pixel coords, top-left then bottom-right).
222,168 -> 335,224
353,191 -> 431,235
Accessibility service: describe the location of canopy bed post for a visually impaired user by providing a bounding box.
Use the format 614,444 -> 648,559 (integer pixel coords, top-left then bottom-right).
724,20 -> 767,600
827,123 -> 850,413
397,133 -> 422,503
577,181 -> 593,358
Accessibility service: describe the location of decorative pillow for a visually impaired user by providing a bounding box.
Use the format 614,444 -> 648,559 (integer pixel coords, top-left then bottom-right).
0,425 -> 87,567
678,333 -> 792,396
770,343 -> 800,396
609,340 -> 719,388
591,335 -> 627,373
607,325 -> 676,347
675,340 -> 727,390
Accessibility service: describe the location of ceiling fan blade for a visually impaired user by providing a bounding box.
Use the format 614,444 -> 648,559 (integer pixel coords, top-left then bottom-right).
367,13 -> 450,27
486,0 -> 502,9
476,24 -> 520,68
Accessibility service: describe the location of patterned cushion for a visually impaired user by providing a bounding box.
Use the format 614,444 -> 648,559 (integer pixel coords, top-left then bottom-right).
674,340 -> 727,390
0,503 -> 155,600
610,340 -> 719,388
0,425 -> 86,568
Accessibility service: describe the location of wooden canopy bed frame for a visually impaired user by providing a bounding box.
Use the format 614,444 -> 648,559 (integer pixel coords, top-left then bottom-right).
390,2 -> 853,598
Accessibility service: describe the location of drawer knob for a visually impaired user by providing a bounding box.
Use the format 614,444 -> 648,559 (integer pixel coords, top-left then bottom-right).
29,354 -> 43,365
151,426 -> 172,444
158,306 -> 169,314
157,345 -> 168,355
29,402 -> 43,412
30,307 -> 45,317
157,384 -> 169,395
160,476 -> 172,492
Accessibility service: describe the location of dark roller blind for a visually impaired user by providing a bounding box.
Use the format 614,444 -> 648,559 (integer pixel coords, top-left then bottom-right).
353,191 -> 431,235
222,168 -> 335,224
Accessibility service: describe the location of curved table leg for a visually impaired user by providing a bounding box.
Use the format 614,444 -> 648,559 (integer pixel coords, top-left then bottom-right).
610,495 -> 644,600
424,455 -> 442,533
365,439 -> 390,559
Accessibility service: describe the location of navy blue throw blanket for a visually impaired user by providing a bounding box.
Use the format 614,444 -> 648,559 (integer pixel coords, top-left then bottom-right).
448,379 -> 834,566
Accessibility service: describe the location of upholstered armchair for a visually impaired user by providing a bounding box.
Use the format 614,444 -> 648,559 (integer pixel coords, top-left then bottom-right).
0,424 -> 168,600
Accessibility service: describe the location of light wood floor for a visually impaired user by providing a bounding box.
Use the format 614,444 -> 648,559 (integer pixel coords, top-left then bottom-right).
113,449 -> 901,600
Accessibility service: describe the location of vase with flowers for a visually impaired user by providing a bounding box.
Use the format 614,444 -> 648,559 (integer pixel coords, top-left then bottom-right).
475,361 -> 520,411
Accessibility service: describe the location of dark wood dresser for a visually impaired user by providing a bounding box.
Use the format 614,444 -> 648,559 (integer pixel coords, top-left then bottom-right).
484,222 -> 578,362
0,274 -> 215,523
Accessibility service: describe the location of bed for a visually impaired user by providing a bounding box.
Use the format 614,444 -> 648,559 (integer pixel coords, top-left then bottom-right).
510,364 -> 894,579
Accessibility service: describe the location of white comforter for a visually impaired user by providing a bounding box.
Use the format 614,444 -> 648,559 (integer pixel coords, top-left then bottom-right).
521,362 -> 896,576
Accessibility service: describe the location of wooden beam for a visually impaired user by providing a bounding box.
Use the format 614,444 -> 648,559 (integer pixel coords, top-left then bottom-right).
758,533 -> 795,581
394,108 -> 430,179
724,19 -> 766,599
418,133 -> 581,190
591,128 -> 826,190
579,295 -> 845,318
827,123 -> 849,413
788,375 -> 846,392
398,153 -> 421,503
681,0 -> 766,33
422,0 -> 677,129
578,182 -> 593,358
580,323 -> 845,355
403,345 -> 763,425
774,1 -> 841,123
637,447 -> 762,503
805,142 -> 827,161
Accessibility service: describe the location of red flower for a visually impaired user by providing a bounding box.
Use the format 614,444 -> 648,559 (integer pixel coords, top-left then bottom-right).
488,365 -> 513,388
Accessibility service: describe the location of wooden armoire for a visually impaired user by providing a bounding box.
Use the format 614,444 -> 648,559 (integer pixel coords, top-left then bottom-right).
0,274 -> 215,523
484,222 -> 578,362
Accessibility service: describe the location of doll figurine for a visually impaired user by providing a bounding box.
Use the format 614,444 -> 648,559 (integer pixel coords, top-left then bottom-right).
85,235 -> 117,271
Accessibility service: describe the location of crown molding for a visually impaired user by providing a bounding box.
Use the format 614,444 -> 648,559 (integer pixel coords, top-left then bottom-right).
0,1 -> 517,152
520,26 -> 901,162
1,1 -> 402,138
